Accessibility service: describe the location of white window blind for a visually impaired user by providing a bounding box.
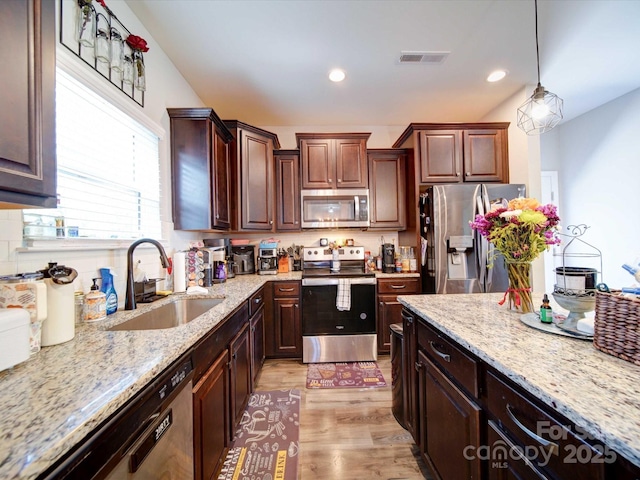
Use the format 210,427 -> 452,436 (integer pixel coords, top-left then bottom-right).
23,69 -> 161,240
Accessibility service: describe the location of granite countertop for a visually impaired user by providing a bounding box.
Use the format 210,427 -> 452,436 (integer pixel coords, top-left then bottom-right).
398,292 -> 640,468
0,272 -> 301,480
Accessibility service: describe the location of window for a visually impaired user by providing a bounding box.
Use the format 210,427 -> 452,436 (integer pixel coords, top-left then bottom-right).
23,69 -> 161,240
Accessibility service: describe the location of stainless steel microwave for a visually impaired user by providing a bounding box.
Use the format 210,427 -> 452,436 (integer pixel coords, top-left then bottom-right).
300,189 -> 370,229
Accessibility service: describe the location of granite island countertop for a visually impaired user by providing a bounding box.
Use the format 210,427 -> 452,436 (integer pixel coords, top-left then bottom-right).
398,292 -> 640,468
0,272 -> 302,480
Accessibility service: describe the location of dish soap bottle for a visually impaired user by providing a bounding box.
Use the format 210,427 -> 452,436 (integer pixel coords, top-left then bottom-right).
540,294 -> 553,324
84,278 -> 106,322
99,268 -> 118,315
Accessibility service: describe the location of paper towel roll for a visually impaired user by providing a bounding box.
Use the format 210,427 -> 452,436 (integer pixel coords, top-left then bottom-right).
41,280 -> 75,346
173,252 -> 186,293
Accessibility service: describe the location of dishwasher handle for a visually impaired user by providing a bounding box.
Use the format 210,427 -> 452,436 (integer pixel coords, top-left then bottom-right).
130,408 -> 174,473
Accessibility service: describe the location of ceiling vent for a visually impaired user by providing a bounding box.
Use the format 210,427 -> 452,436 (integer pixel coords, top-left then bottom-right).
398,51 -> 450,64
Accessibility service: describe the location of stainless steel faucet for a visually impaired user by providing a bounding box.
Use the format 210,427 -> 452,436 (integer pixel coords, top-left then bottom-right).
125,238 -> 170,310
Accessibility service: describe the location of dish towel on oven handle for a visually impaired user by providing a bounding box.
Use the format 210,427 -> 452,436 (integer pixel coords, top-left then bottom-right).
336,278 -> 351,311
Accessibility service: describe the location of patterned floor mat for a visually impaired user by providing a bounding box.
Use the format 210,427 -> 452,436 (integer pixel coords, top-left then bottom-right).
217,389 -> 301,480
306,361 -> 387,389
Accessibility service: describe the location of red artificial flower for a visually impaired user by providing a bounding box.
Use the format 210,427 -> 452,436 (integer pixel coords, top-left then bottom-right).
126,34 -> 149,52
97,0 -> 106,7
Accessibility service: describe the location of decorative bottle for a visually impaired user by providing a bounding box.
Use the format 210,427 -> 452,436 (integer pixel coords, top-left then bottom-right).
540,294 -> 553,324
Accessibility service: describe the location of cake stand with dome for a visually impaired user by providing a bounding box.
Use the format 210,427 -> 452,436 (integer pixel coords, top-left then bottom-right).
552,224 -> 602,334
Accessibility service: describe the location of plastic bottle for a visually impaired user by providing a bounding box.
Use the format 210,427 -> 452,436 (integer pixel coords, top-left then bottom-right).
99,268 -> 118,315
84,278 -> 106,322
621,264 -> 640,283
540,294 -> 553,324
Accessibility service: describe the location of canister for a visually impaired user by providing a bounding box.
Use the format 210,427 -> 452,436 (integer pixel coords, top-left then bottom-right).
38,263 -> 78,347
0,273 -> 47,354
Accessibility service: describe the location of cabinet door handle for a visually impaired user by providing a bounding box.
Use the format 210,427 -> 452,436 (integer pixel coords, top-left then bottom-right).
429,340 -> 451,362
294,303 -> 299,308
337,179 -> 342,183
466,172 -> 470,176
390,284 -> 407,289
278,287 -> 294,292
270,220 -> 273,225
379,301 -> 384,307
456,172 -> 461,177
216,214 -> 220,219
505,404 -> 559,454
414,361 -> 422,372
254,298 -> 262,304
328,178 -> 332,183
401,312 -> 413,324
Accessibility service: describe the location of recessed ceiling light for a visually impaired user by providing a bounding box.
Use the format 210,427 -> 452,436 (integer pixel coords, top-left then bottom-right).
487,70 -> 508,82
329,69 -> 346,82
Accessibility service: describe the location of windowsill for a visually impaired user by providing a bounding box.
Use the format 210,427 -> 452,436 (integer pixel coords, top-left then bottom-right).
17,238 -> 169,253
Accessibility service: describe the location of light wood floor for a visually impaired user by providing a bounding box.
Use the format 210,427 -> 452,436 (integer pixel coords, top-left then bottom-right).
255,356 -> 431,479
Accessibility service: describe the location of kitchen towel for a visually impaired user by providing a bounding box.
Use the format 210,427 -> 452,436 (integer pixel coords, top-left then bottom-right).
336,278 -> 351,311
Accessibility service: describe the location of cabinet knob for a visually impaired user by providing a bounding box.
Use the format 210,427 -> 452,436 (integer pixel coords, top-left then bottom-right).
379,301 -> 384,307
328,179 -> 332,183
456,172 -> 461,177
337,179 -> 342,183
216,214 -> 220,219
294,303 -> 299,308
294,221 -> 299,224
466,172 -> 470,176
270,220 -> 273,225
254,298 -> 261,304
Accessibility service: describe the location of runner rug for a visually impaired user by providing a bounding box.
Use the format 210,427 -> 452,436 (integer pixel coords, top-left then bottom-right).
217,389 -> 301,480
306,361 -> 387,389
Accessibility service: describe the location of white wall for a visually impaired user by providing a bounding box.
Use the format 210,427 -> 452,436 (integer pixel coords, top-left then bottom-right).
0,0 -> 205,301
541,87 -> 640,289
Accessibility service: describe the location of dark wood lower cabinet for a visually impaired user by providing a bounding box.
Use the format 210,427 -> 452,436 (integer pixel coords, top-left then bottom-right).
229,323 -> 252,441
193,350 -> 229,480
273,298 -> 301,356
418,350 -> 482,480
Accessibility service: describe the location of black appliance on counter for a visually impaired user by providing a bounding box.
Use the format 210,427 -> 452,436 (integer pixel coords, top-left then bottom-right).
231,245 -> 255,275
301,246 -> 376,363
383,243 -> 396,273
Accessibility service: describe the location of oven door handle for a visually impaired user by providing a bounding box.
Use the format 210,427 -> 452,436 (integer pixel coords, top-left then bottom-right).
302,277 -> 376,286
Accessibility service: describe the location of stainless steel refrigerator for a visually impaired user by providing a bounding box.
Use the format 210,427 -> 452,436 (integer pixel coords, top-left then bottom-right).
420,183 -> 526,294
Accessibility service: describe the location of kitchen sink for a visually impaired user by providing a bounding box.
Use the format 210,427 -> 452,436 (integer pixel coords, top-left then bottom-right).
107,297 -> 223,331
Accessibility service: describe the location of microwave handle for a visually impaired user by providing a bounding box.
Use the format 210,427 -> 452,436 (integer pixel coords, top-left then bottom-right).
354,195 -> 360,221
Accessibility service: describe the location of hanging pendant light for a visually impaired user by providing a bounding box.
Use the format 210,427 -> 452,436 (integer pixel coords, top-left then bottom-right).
517,0 -> 563,135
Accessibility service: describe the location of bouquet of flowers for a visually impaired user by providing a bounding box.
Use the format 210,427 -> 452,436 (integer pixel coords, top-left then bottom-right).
470,197 -> 561,312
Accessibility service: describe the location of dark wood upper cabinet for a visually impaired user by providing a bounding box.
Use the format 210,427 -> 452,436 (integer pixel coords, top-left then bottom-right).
296,133 -> 370,189
275,150 -> 300,231
368,149 -> 408,230
168,108 -> 234,231
393,123 -> 509,184
0,0 -> 57,208
224,121 -> 280,231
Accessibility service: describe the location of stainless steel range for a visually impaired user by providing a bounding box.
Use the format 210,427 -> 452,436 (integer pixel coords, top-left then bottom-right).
301,246 -> 377,363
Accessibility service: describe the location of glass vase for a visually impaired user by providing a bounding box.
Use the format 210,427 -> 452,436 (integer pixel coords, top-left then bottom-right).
133,50 -> 146,91
75,2 -> 96,48
502,261 -> 534,314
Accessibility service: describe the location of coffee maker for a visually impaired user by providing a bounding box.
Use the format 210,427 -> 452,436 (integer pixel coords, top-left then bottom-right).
231,245 -> 256,275
258,247 -> 278,275
383,243 -> 396,273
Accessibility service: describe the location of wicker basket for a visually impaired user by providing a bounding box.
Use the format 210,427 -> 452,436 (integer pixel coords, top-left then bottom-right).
594,291 -> 640,365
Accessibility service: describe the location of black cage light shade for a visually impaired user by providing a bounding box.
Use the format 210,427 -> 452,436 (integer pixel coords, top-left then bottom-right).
517,0 -> 564,135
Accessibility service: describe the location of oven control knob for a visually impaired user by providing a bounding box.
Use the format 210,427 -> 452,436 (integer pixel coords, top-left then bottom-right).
355,249 -> 360,254
314,250 -> 318,255
350,249 -> 354,254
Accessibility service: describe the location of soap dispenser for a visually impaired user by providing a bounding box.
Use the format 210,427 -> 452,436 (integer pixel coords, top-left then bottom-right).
84,278 -> 106,322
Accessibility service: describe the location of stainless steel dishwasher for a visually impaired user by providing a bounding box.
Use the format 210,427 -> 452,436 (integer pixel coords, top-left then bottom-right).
40,354 -> 194,480
104,377 -> 194,479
